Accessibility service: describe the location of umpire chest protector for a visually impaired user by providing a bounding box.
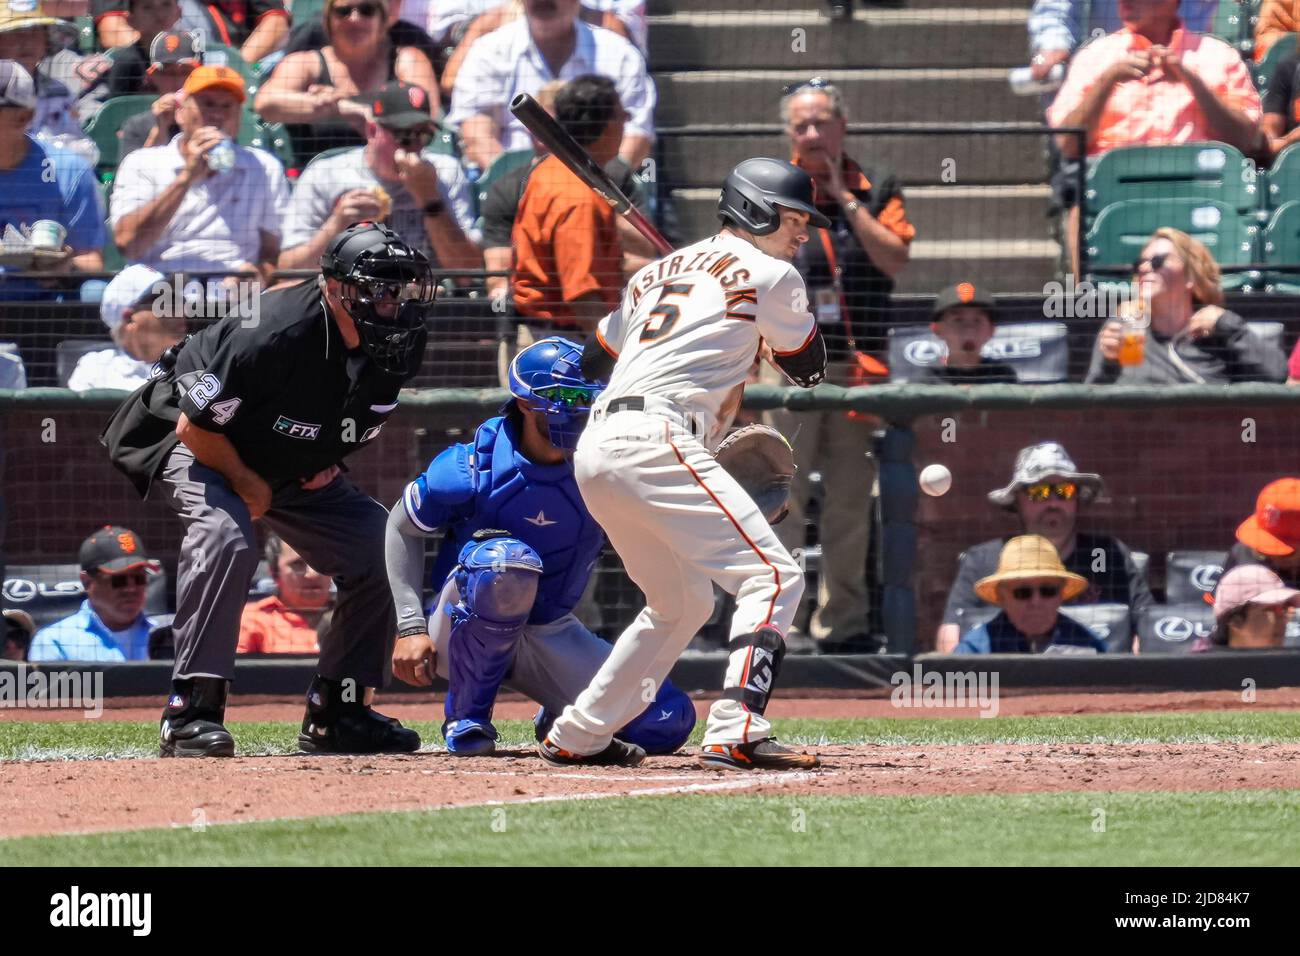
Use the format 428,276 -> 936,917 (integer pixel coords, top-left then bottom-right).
435,416 -> 604,624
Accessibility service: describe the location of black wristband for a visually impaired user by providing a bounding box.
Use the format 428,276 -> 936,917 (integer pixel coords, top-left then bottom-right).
422,199 -> 445,218
398,623 -> 428,638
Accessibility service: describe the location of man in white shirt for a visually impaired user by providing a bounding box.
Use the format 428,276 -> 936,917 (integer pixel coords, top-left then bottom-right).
110,64 -> 289,280
447,0 -> 654,171
68,263 -> 184,392
280,81 -> 481,273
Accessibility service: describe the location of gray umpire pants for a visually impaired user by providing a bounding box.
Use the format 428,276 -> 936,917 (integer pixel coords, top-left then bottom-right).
158,445 -> 394,687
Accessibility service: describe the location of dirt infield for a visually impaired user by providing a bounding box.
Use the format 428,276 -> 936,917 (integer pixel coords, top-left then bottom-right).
3,689 -> 1300,839
3,742 -> 1299,839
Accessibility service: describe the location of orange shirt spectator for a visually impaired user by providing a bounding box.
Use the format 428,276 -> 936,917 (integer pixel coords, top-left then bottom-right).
1255,0 -> 1300,63
1047,17 -> 1262,159
511,74 -> 627,330
237,596 -> 323,654
236,535 -> 330,655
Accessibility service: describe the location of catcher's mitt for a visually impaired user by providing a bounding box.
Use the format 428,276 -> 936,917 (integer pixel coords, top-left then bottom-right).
714,424 -> 795,525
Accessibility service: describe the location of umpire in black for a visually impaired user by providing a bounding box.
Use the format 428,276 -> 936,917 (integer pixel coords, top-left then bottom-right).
103,222 -> 434,757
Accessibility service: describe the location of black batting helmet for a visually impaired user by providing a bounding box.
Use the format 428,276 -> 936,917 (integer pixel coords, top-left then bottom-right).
718,157 -> 831,236
321,221 -> 434,377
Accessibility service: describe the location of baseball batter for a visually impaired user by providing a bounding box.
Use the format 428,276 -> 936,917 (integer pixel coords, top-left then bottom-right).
539,158 -> 830,770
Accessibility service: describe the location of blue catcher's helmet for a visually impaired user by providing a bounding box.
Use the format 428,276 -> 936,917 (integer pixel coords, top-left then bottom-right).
506,337 -> 603,451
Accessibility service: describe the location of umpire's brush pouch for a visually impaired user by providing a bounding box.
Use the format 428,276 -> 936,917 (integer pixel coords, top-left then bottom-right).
100,359 -> 183,501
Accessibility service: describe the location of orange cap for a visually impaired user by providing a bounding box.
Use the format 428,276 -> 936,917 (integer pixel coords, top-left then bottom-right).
182,65 -> 246,103
1236,478 -> 1300,556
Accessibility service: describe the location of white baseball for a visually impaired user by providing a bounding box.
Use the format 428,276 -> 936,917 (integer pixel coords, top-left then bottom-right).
919,464 -> 952,497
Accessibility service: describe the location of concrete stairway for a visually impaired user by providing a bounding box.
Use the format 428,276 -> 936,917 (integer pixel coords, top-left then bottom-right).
645,0 -> 1057,293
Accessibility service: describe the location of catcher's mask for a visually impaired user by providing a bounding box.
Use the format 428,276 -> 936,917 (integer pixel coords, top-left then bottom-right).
505,337 -> 602,452
321,221 -> 435,376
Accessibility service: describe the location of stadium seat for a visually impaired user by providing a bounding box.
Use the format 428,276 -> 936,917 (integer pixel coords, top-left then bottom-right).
886,321 -> 1069,384
3,564 -> 169,631
1060,603 -> 1133,652
292,0 -> 328,27
82,94 -> 156,172
1254,31 -> 1296,96
1211,0 -> 1258,58
200,42 -> 259,92
1263,142 -> 1300,210
1084,143 -> 1258,220
1084,198 -> 1259,290
475,148 -> 535,215
56,339 -> 111,387
0,343 -> 28,389
237,112 -> 295,171
1164,550 -> 1226,605
1130,550 -> 1150,581
1137,602 -> 1214,654
1262,199 -> 1300,292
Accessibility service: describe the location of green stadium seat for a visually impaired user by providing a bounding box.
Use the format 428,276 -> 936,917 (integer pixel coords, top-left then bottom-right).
1085,198 -> 1259,291
427,126 -> 460,158
1212,0 -> 1258,58
292,0 -> 328,27
82,94 -> 157,172
1262,199 -> 1300,291
1084,143 -> 1258,220
1254,31 -> 1296,96
1264,141 -> 1300,209
474,148 -> 534,213
75,14 -> 96,53
236,113 -> 295,171
200,42 -> 259,92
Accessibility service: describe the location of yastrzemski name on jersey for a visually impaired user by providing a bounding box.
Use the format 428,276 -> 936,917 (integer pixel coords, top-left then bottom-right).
597,233 -> 819,447
171,279 -> 404,486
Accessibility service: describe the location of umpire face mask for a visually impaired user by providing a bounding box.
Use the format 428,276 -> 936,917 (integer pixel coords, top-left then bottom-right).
336,263 -> 435,376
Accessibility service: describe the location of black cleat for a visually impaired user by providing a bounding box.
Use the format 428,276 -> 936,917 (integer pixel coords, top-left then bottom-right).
698,738 -> 819,771
297,674 -> 421,755
160,677 -> 236,758
538,735 -> 645,767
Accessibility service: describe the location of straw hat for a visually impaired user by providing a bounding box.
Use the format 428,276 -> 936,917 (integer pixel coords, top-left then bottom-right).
974,534 -> 1089,605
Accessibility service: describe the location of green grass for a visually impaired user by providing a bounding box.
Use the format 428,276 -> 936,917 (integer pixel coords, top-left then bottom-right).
6,790 -> 1299,866
3,711 -> 1300,761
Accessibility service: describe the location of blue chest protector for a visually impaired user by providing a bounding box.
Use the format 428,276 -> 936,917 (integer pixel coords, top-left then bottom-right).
406,415 -> 605,625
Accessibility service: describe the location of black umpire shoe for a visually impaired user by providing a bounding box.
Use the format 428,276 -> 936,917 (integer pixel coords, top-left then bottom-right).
538,735 -> 646,767
297,674 -> 421,755
160,677 -> 236,758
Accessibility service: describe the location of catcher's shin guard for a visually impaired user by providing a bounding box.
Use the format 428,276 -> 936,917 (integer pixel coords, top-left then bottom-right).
720,625 -> 786,715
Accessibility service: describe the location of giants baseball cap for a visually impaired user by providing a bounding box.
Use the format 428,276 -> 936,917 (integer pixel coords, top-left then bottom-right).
0,59 -> 36,110
1212,564 -> 1300,621
100,264 -> 166,331
182,64 -> 246,103
148,30 -> 202,69
932,281 -> 996,321
1236,478 -> 1300,556
79,526 -> 161,575
352,81 -> 435,129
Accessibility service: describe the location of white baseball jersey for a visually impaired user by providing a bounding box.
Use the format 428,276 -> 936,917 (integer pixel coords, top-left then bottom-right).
593,232 -> 818,445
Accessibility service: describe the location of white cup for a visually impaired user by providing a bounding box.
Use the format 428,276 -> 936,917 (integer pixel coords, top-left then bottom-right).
30,220 -> 67,251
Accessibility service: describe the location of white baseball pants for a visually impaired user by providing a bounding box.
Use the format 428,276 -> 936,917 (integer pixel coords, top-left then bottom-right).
547,405 -> 804,755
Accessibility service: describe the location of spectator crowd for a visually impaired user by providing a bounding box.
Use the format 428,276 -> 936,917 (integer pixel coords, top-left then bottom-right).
4,0 -> 1300,661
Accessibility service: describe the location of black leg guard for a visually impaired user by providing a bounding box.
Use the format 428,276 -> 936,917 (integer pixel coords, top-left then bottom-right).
720,625 -> 786,715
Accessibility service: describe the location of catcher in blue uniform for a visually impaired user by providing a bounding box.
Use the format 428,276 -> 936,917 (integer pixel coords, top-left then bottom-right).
385,337 -> 696,756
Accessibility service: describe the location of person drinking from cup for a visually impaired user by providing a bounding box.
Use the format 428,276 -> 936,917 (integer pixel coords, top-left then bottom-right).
1085,227 -> 1286,384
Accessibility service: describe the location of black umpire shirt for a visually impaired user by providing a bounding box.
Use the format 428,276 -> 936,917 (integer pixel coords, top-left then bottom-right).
103,279 -> 408,497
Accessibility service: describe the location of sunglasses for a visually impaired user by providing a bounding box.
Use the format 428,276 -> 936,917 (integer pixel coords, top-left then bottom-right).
1023,481 -> 1078,503
95,571 -> 150,590
1133,252 -> 1169,273
782,76 -> 833,96
331,2 -> 381,17
387,126 -> 435,149
533,385 -> 597,408
1010,584 -> 1061,601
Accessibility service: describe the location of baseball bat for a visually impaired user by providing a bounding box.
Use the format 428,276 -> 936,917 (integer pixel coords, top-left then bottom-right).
509,92 -> 674,257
